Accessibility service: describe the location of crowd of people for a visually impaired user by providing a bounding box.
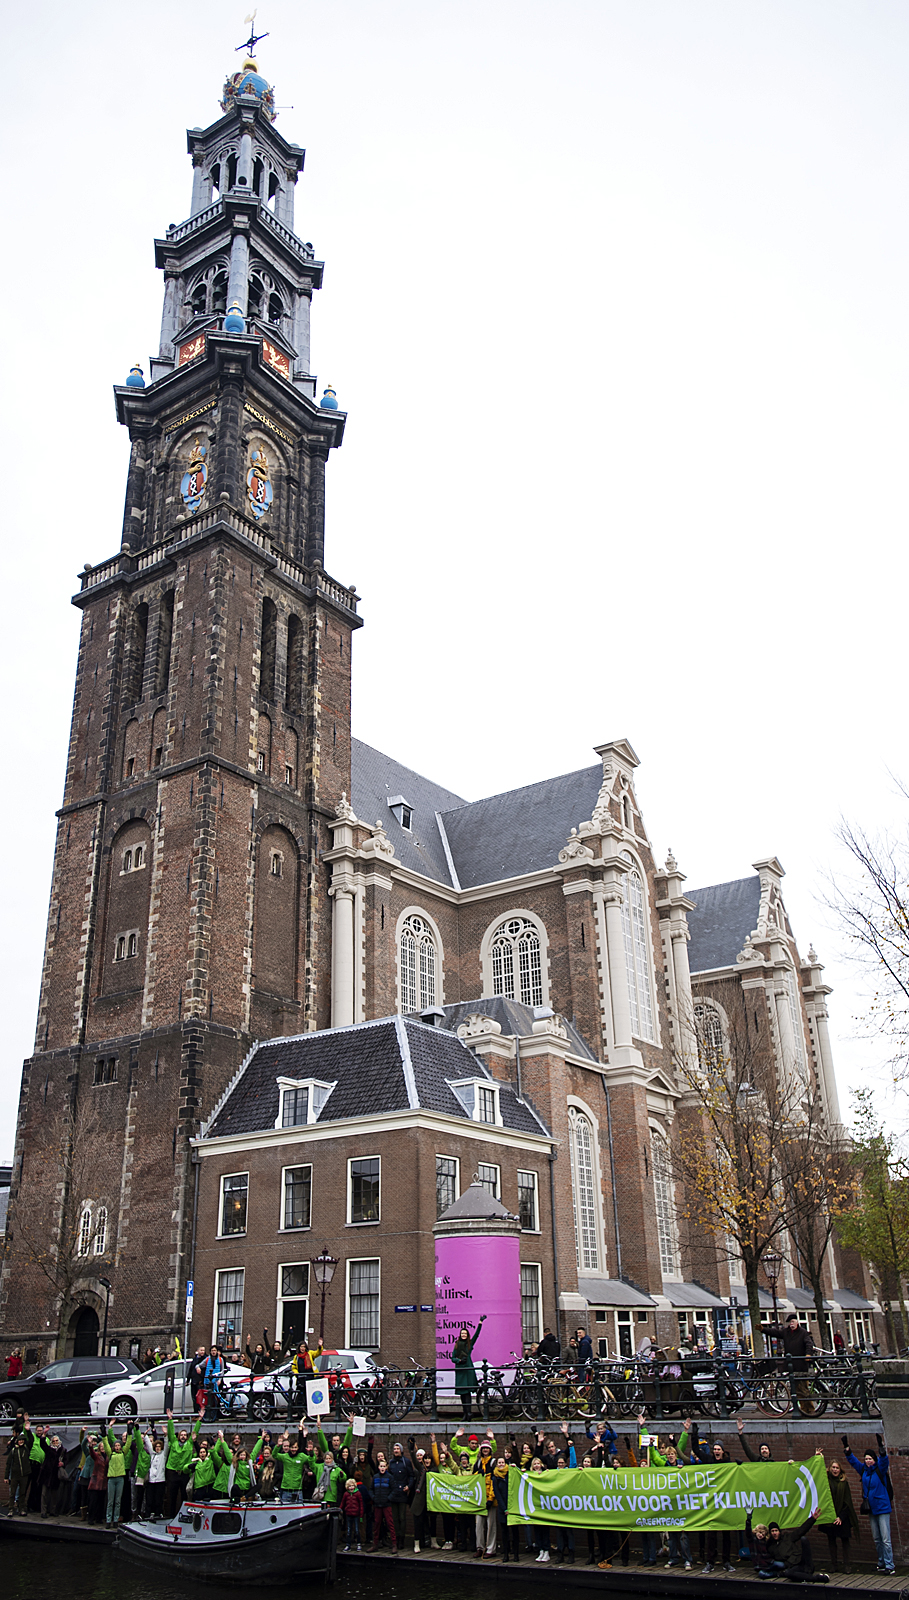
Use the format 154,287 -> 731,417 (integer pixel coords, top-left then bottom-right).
0,1400 -> 897,1576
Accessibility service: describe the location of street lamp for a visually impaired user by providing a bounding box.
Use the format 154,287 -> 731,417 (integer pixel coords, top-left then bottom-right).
763,1252 -> 781,1357
311,1249 -> 339,1345
99,1277 -> 113,1358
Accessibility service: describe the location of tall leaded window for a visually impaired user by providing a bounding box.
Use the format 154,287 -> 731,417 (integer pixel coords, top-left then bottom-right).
785,969 -> 808,1081
220,1173 -> 249,1236
651,1131 -> 679,1278
694,1001 -> 725,1072
477,1162 -> 500,1199
93,1205 -> 109,1256
490,917 -> 543,1007
620,862 -> 655,1041
77,1203 -> 93,1257
568,1107 -> 599,1272
399,914 -> 437,1012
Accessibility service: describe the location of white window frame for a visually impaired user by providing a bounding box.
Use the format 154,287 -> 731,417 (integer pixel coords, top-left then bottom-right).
446,1077 -> 503,1126
275,1261 -> 310,1344
348,1154 -> 381,1225
280,1162 -> 313,1232
213,1266 -> 245,1347
345,1256 -> 381,1350
436,1154 -> 460,1218
274,1077 -> 336,1130
476,1161 -> 501,1199
520,1261 -> 542,1345
517,1169 -> 540,1233
650,1126 -> 680,1279
694,999 -> 727,1074
219,1171 -> 249,1238
481,910 -> 550,1008
395,906 -> 444,1015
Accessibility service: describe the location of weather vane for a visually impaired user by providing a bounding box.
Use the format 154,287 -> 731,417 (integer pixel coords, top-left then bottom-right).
237,10 -> 269,56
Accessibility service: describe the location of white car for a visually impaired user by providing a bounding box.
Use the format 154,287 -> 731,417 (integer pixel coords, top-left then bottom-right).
89,1357 -> 250,1421
234,1349 -> 378,1421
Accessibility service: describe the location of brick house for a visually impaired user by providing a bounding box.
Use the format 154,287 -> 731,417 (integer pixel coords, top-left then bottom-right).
0,48 -> 878,1365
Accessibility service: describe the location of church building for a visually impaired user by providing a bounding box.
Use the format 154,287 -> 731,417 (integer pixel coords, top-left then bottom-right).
0,48 -> 878,1367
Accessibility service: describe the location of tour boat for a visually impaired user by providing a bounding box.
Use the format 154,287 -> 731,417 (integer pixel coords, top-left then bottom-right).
117,1498 -> 336,1583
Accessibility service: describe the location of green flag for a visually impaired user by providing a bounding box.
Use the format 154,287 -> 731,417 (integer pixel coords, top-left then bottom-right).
507,1457 -> 836,1533
427,1472 -> 486,1514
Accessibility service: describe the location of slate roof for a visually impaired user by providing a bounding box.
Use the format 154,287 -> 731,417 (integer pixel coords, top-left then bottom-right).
685,875 -> 762,974
203,1016 -> 551,1141
351,738 -> 467,887
439,997 -> 598,1063
349,739 -> 606,890
439,766 -> 605,889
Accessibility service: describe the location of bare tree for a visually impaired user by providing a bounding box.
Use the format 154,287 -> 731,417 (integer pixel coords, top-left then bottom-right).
833,1086 -> 909,1350
830,815 -> 909,1082
1,1091 -> 113,1347
778,1089 -> 853,1339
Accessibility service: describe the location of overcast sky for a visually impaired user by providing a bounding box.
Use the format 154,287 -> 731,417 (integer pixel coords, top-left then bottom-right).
2,0 -> 907,1156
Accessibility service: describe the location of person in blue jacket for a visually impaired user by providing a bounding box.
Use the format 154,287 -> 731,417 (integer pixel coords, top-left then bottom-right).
842,1434 -> 894,1574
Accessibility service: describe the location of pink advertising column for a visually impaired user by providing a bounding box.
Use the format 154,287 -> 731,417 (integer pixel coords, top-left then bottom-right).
434,1181 -> 523,1400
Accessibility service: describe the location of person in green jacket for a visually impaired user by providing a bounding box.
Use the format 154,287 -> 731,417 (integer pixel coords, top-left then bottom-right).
104,1425 -> 135,1526
186,1437 -> 218,1500
164,1409 -> 203,1517
452,1426 -> 497,1467
273,1422 -> 318,1504
208,1435 -> 234,1501
228,1448 -> 257,1503
317,1420 -> 353,1456
452,1317 -> 487,1421
315,1450 -> 346,1507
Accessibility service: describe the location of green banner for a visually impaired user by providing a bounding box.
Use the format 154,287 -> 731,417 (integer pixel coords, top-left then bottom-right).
507,1458 -> 836,1533
427,1472 -> 486,1514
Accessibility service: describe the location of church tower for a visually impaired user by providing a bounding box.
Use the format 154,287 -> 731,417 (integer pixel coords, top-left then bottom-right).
1,45 -> 360,1355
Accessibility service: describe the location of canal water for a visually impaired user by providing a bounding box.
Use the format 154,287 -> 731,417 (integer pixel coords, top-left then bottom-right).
0,1541 -> 744,1599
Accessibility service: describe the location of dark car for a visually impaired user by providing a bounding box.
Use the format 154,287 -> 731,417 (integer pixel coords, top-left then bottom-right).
0,1355 -> 140,1420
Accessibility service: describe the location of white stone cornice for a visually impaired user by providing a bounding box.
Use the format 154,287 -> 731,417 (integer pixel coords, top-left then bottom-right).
193,1105 -> 554,1158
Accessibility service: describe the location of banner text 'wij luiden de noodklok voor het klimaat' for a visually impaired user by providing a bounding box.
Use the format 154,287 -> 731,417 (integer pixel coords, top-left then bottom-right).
428,1458 -> 835,1532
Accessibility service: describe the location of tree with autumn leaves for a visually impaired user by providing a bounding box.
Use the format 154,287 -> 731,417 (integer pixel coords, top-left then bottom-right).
673,1005 -> 849,1356
832,1086 -> 909,1351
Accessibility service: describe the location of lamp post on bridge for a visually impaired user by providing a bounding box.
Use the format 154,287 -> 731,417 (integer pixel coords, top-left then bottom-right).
311,1248 -> 339,1345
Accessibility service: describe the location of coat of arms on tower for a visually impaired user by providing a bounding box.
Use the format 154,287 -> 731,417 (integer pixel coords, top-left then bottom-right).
246,447 -> 273,520
180,438 -> 208,514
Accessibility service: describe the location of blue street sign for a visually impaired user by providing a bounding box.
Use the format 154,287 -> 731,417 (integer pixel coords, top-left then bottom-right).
394,1305 -> 417,1313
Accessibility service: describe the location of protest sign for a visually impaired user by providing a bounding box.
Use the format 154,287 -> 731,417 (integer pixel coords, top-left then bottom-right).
507,1457 -> 835,1533
427,1472 -> 486,1514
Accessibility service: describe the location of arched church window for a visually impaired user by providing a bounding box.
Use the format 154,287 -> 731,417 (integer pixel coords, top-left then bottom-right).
211,271 -> 228,316
248,274 -> 265,321
253,157 -> 264,197
620,858 -> 655,1041
226,153 -> 238,190
694,1000 -> 726,1072
260,598 -> 277,702
568,1107 -> 599,1272
490,917 -> 543,1007
651,1129 -> 680,1277
189,277 -> 207,317
399,914 -> 437,1013
77,1203 -> 93,1257
268,290 -> 285,325
93,1206 -> 108,1256
268,170 -> 281,210
209,161 -> 222,199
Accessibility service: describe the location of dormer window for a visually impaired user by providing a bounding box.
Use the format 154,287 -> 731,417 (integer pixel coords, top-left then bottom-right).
275,1077 -> 336,1130
448,1078 -> 502,1126
387,795 -> 413,831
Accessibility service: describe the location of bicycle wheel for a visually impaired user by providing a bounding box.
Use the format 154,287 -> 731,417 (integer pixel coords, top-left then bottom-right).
418,1379 -> 436,1416
483,1383 -> 507,1421
755,1378 -> 791,1416
515,1381 -> 540,1421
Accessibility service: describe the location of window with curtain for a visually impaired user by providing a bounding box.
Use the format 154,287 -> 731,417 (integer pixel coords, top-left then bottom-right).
215,1269 -> 245,1347
399,914 -> 437,1012
568,1107 -> 599,1272
620,862 -> 655,1041
490,917 -> 543,1006
348,1259 -> 380,1347
651,1131 -> 679,1277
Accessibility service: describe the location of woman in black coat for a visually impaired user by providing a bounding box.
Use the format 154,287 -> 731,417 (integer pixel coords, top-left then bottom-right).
821,1455 -> 858,1573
